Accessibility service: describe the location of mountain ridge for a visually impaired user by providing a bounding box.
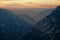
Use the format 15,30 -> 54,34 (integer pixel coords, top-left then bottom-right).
0,8 -> 33,40
34,6 -> 60,40
33,8 -> 55,22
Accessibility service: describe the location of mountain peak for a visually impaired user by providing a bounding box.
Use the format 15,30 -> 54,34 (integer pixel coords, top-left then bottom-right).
0,8 -> 6,11
55,6 -> 60,11
53,6 -> 60,24
51,6 -> 60,15
0,8 -> 9,14
56,6 -> 60,9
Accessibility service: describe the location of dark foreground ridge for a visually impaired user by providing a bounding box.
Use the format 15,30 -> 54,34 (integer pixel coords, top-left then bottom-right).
34,6 -> 60,40
0,8 -> 32,40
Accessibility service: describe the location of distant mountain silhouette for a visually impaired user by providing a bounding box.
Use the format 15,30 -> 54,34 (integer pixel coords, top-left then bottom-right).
9,8 -> 51,18
34,8 -> 55,22
34,6 -> 60,40
0,8 -> 33,40
17,14 -> 35,25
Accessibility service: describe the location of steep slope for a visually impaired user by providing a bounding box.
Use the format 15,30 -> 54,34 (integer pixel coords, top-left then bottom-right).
17,14 -> 35,25
34,8 -> 55,22
34,6 -> 60,40
0,8 -> 33,40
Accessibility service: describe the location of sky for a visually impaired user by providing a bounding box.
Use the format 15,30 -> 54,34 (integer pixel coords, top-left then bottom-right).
0,0 -> 60,8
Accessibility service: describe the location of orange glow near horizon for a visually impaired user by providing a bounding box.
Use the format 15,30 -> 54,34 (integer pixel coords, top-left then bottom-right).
0,0 -> 60,8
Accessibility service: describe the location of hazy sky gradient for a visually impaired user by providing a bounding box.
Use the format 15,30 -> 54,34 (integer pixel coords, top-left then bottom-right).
0,0 -> 60,8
